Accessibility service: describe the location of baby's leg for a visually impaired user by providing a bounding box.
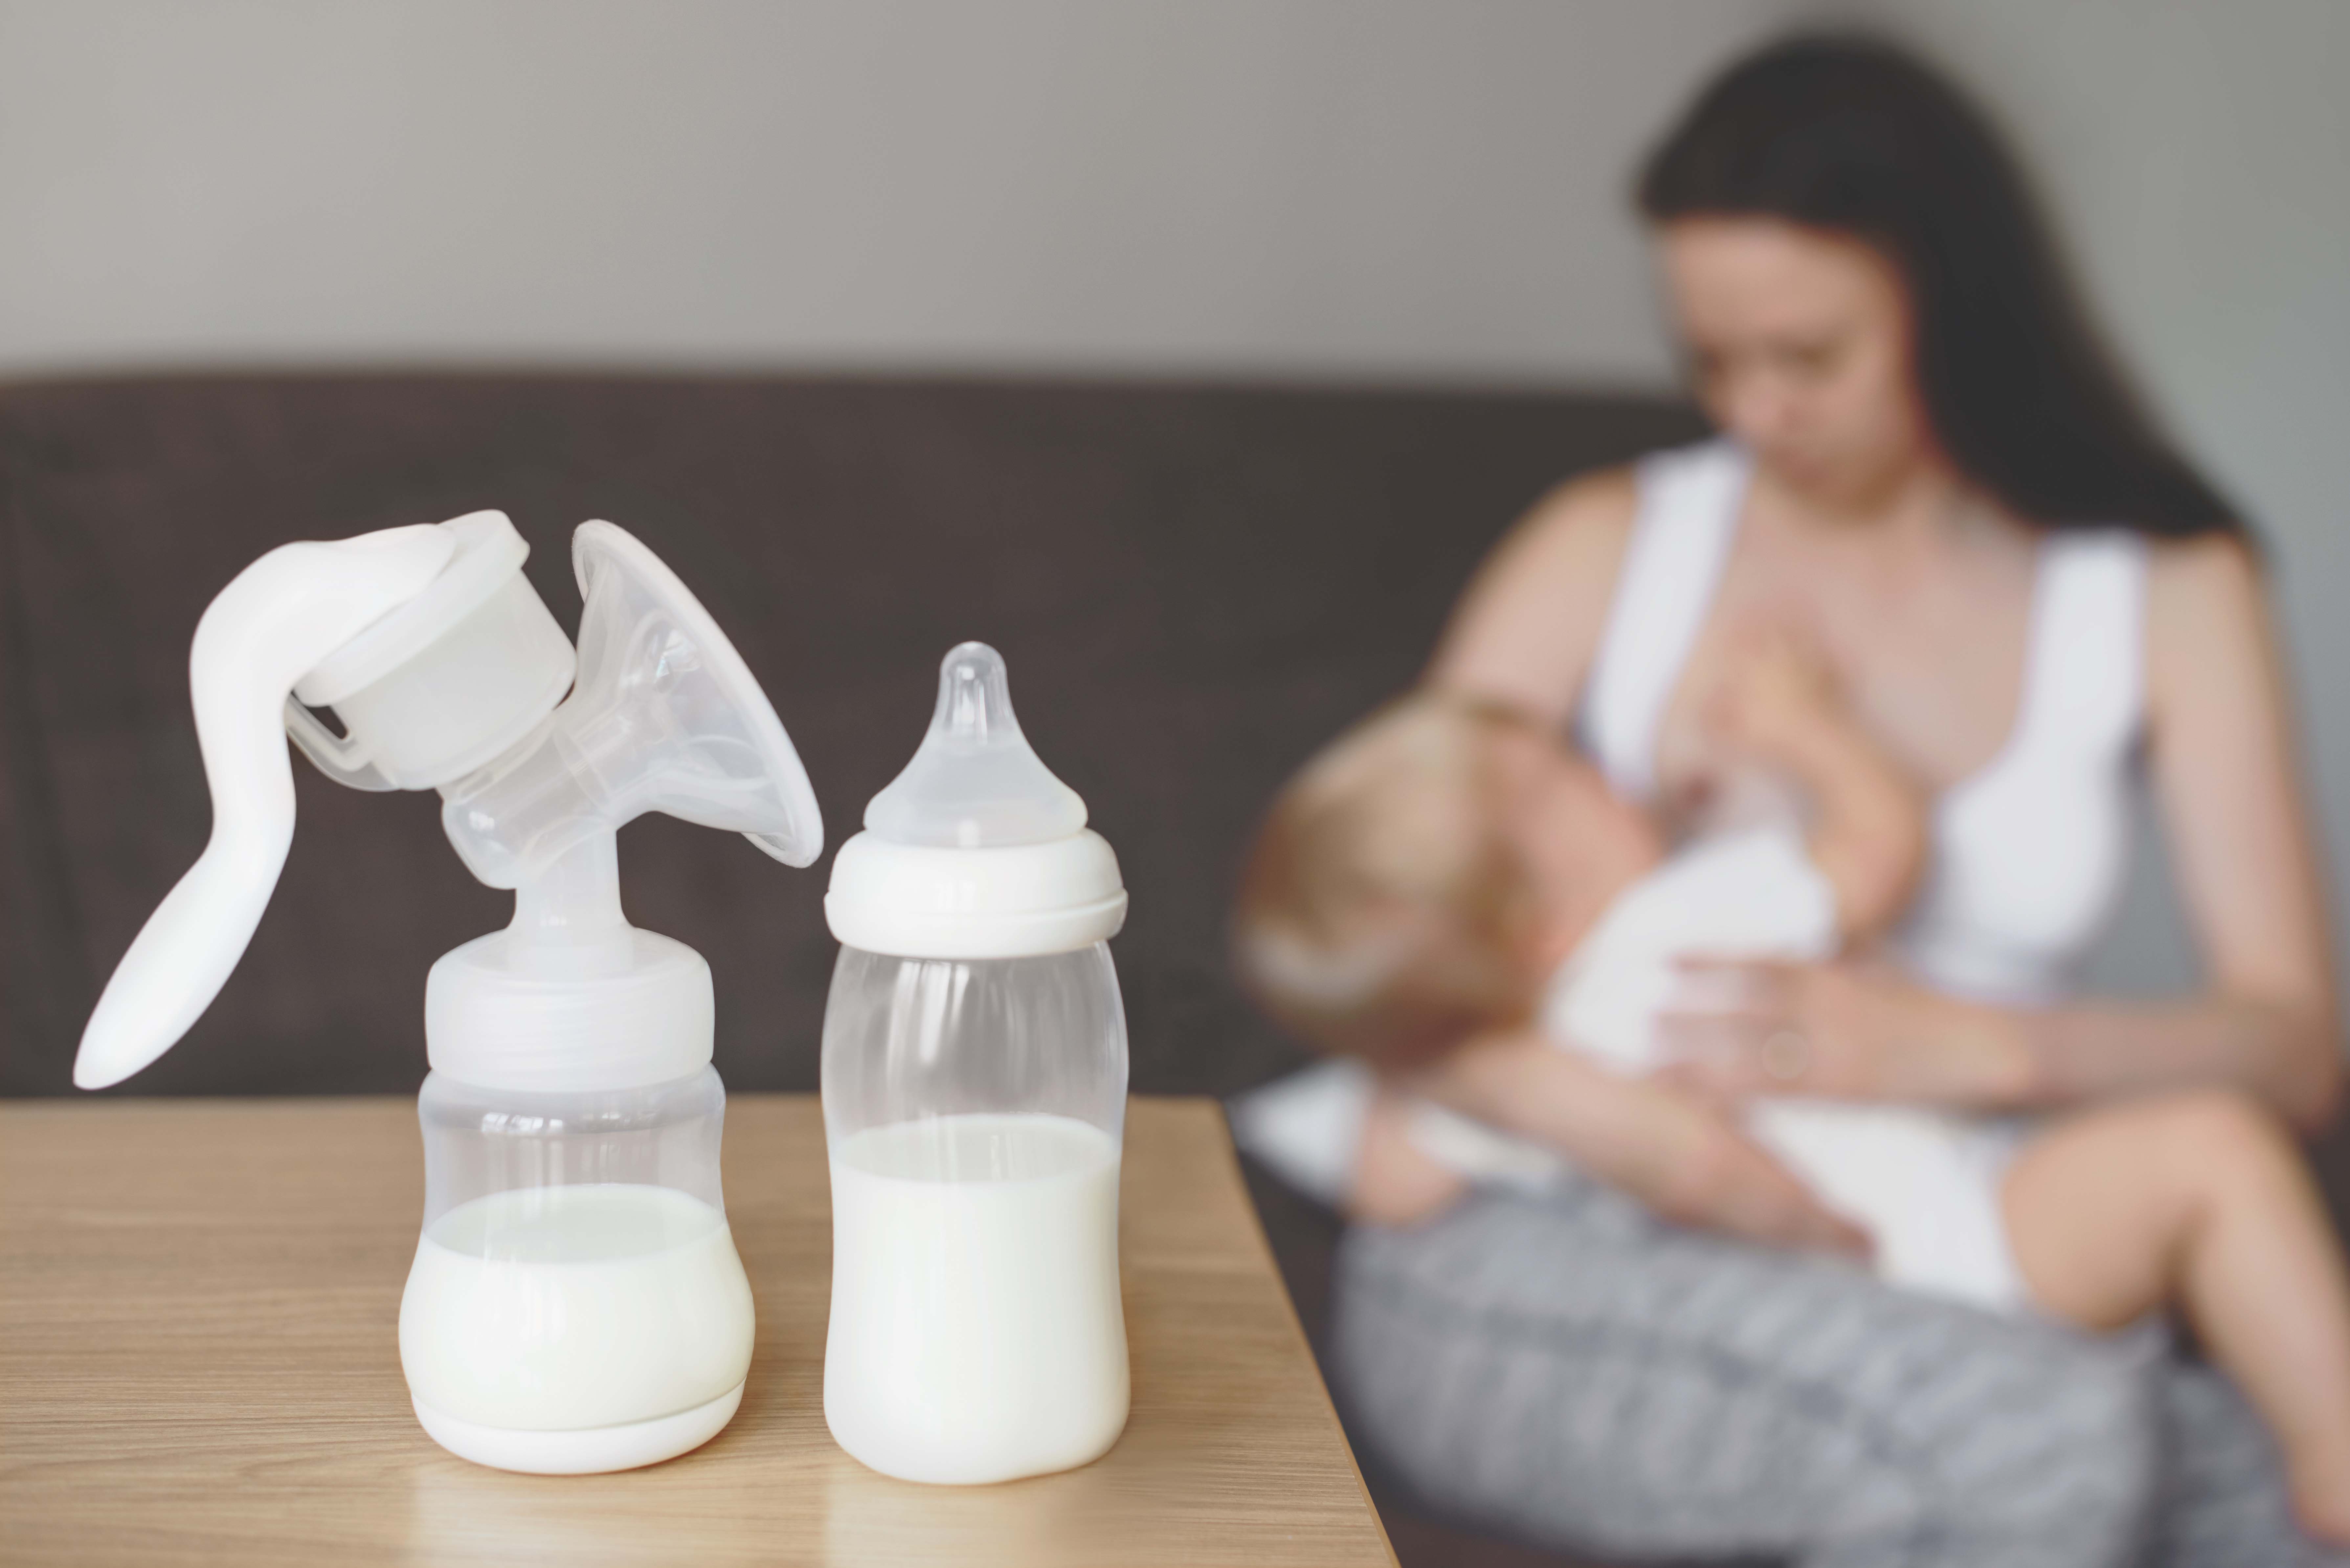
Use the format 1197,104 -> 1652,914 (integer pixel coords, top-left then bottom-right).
2003,1089 -> 2350,1543
1350,1085 -> 1471,1227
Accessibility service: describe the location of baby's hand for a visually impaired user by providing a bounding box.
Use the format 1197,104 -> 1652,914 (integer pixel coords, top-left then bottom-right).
1709,623 -> 1843,758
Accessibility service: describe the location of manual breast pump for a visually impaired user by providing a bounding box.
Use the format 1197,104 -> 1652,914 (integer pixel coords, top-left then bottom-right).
73,510 -> 823,1474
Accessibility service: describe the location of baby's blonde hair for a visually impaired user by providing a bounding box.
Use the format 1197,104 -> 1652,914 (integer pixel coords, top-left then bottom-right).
1233,691 -> 1545,1070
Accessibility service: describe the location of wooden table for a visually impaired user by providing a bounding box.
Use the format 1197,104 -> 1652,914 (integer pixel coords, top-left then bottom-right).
0,1095 -> 1394,1567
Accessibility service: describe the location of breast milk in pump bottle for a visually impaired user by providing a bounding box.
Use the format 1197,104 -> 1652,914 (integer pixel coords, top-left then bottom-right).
820,643 -> 1131,1484
72,511 -> 823,1474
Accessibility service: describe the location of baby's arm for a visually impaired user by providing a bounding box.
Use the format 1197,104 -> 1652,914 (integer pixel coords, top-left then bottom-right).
1711,628 -> 1927,941
1353,1029 -> 1869,1255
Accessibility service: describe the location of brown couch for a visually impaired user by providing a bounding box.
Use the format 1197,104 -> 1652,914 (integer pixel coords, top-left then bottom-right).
0,372 -> 1710,1100
0,370 -> 1710,1565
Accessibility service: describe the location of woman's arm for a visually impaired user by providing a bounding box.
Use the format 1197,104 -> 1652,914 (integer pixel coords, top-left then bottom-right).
2012,537 -> 2340,1123
1427,467 -> 1639,718
1373,1029 -> 1869,1255
1661,538 -> 2343,1129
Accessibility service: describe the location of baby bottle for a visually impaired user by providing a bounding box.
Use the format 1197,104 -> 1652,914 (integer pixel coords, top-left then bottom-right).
71,511 -> 823,1475
819,642 -> 1131,1485
400,892 -> 752,1472
397,830 -> 763,1476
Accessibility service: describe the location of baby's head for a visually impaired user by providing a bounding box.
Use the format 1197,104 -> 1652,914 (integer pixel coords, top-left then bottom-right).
1234,691 -> 1662,1071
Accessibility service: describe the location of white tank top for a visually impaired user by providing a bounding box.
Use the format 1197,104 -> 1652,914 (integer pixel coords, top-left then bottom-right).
1578,440 -> 2148,1005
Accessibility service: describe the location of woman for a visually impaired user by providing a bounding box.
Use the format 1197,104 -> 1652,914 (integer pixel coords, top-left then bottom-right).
1332,34 -> 2341,1567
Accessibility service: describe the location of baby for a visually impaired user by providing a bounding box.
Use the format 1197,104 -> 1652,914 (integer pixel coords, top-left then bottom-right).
1233,647 -> 2350,1541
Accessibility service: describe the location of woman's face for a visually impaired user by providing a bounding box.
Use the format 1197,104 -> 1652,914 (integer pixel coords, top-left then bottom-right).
1657,216 -> 1936,510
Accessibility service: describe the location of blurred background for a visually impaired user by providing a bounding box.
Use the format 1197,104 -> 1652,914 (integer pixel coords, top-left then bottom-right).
5,8 -> 2345,1565
1,0 -> 2341,1095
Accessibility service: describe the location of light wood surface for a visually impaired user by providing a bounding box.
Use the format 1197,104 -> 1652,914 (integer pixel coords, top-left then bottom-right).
0,1094 -> 1393,1567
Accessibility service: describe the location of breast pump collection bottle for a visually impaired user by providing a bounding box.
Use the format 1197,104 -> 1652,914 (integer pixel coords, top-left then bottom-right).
820,642 -> 1134,1484
73,510 -> 823,1475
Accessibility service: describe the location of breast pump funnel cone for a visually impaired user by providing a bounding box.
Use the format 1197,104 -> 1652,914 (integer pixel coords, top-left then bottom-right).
821,643 -> 1132,1484
437,521 -> 821,894
73,510 -> 821,1475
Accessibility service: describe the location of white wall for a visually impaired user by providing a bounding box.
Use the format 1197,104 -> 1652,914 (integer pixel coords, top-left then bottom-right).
2,0 -> 2343,994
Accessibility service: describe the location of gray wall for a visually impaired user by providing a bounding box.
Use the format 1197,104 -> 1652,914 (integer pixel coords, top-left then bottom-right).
0,0 -> 1795,383
1849,0 -> 2350,995
2,0 -> 2342,996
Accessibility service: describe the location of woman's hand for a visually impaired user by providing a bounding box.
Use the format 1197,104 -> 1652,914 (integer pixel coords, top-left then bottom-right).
1656,957 -> 2038,1108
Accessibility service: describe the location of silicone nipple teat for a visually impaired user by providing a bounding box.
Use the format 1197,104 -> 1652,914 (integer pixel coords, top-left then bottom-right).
864,643 -> 1086,848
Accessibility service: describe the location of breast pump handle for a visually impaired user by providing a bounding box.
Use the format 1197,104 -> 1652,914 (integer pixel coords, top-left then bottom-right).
73,526 -> 458,1090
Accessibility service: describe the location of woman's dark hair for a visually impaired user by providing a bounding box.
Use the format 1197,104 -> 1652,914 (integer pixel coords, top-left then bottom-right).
1639,34 -> 2241,537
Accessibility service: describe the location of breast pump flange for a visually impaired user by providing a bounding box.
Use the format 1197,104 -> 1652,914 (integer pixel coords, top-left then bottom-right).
74,510 -> 822,1474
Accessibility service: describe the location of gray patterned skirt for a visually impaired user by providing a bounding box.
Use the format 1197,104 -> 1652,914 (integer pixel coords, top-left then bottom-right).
1332,1176 -> 2331,1567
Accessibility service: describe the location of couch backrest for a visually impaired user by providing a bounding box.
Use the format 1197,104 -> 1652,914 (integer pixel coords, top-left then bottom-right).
0,374 -> 1702,1096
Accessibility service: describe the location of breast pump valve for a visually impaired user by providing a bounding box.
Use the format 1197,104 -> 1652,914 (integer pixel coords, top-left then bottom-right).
74,510 -> 821,1474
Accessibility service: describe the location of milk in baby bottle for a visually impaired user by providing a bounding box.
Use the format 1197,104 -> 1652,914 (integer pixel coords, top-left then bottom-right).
820,642 -> 1132,1485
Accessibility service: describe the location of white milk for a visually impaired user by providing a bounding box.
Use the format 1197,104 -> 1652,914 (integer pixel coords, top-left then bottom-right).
824,1113 -> 1129,1484
399,1182 -> 754,1431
